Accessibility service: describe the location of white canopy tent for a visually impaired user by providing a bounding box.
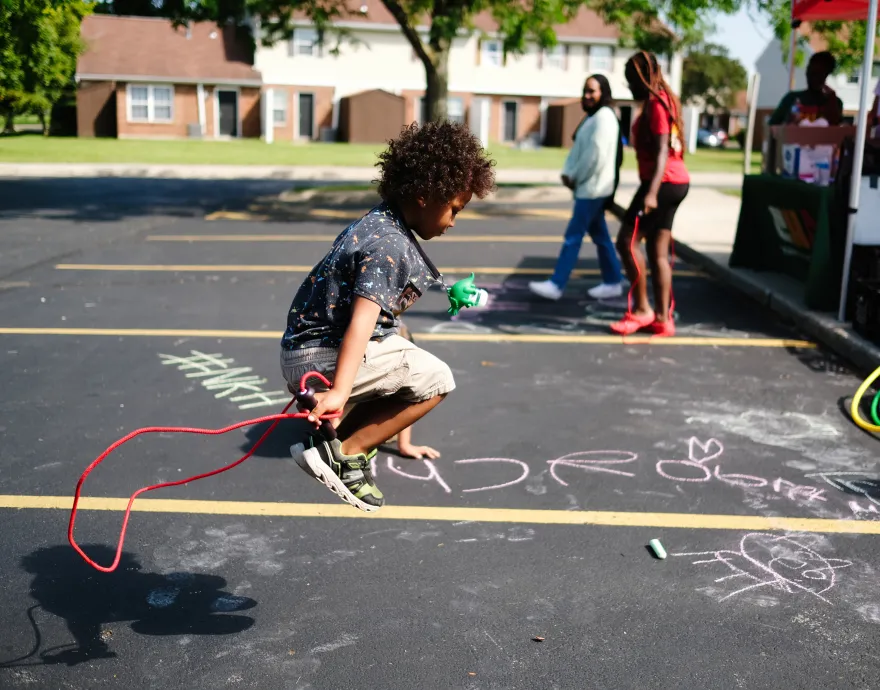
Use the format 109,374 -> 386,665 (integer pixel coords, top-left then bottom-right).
786,0 -> 879,320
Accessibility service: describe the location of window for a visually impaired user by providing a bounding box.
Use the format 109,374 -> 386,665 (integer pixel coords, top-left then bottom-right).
656,52 -> 669,75
273,90 -> 288,125
544,44 -> 566,70
482,40 -> 502,67
129,86 -> 149,120
415,97 -> 464,124
410,97 -> 427,124
127,84 -> 174,123
291,28 -> 320,57
447,97 -> 465,124
152,86 -> 172,121
589,45 -> 613,72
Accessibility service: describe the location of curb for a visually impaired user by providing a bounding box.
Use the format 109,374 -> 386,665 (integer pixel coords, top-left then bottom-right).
675,241 -> 880,374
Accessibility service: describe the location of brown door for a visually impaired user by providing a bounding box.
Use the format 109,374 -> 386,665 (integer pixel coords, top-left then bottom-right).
218,91 -> 238,137
503,101 -> 518,142
298,93 -> 315,139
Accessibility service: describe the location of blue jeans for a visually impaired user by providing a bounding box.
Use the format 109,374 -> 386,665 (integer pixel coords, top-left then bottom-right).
551,197 -> 623,288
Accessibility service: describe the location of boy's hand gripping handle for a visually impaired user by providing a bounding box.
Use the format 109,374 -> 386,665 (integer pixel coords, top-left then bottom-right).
295,387 -> 338,441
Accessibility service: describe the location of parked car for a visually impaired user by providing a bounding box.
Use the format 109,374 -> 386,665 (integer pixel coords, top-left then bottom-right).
697,128 -> 728,149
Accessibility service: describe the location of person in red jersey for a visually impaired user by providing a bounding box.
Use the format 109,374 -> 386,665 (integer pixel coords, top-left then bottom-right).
610,51 -> 690,338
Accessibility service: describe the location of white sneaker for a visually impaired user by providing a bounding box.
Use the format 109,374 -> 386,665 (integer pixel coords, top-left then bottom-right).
588,283 -> 624,299
528,280 -> 563,301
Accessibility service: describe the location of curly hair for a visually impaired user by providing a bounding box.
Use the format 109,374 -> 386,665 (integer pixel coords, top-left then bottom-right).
375,121 -> 496,205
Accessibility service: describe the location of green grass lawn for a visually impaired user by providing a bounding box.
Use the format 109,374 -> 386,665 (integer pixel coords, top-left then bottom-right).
719,187 -> 744,198
0,133 -> 762,173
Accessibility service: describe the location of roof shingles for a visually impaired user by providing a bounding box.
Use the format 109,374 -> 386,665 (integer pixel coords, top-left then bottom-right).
77,15 -> 261,83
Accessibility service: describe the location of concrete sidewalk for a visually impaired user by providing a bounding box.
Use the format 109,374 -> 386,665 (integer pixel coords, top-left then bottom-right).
0,162 -> 743,189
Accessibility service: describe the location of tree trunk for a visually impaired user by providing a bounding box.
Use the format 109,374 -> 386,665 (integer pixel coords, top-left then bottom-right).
39,110 -> 48,136
2,109 -> 14,134
423,36 -> 450,123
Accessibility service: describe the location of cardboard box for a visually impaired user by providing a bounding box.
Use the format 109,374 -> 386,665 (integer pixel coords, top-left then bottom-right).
771,124 -> 857,147
766,125 -> 856,176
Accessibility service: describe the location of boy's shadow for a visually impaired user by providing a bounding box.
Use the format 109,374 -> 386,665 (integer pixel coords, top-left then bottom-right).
241,418 -> 313,459
241,419 -> 415,461
3,545 -> 256,668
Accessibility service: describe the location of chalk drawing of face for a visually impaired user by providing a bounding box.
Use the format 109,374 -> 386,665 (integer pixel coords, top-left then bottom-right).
675,533 -> 852,604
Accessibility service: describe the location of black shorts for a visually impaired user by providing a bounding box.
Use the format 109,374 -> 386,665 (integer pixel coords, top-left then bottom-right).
623,181 -> 690,233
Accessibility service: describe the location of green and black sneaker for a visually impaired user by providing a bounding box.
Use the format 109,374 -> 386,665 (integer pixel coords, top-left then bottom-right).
302,438 -> 384,512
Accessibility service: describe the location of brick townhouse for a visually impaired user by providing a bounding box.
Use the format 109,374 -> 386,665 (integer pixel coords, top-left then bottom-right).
258,0 -> 682,145
76,5 -> 683,145
76,15 -> 263,139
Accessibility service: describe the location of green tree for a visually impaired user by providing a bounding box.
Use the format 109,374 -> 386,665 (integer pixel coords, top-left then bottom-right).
96,0 -> 748,123
681,43 -> 748,109
0,0 -> 92,134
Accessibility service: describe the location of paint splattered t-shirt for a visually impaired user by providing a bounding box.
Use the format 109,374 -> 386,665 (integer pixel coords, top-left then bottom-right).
281,203 -> 435,350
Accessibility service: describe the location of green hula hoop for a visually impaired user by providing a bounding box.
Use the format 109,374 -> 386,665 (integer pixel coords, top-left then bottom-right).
872,389 -> 880,427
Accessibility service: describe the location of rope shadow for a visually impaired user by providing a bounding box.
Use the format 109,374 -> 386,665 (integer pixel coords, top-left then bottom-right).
1,545 -> 256,669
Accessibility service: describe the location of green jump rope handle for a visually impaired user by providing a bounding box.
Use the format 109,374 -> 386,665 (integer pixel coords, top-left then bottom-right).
446,273 -> 488,316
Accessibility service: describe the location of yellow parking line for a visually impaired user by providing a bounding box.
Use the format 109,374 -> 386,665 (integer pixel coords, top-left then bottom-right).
0,327 -> 815,349
2,494 -> 876,534
414,333 -> 816,348
54,264 -> 703,278
147,234 -> 566,243
0,327 -> 280,339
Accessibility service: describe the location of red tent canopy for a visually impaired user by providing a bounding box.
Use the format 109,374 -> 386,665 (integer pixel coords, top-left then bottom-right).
793,0 -> 872,21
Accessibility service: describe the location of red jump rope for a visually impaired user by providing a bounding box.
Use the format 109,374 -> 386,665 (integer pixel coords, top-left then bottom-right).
69,372 -> 338,573
622,211 -> 676,328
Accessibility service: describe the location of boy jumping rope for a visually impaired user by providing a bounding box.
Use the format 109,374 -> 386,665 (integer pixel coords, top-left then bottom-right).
280,121 -> 496,512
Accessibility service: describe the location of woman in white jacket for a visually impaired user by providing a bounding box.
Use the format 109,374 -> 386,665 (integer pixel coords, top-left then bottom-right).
529,74 -> 624,301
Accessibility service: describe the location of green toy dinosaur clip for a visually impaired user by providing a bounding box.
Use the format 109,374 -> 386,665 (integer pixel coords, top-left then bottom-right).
446,273 -> 488,316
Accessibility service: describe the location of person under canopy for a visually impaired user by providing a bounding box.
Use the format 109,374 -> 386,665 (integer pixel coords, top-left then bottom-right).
769,51 -> 844,126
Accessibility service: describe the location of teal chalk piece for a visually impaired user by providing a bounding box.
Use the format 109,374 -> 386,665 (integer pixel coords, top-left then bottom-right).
649,539 -> 667,560
446,273 -> 489,316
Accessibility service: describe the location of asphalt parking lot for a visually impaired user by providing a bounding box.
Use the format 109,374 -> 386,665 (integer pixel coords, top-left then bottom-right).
1,178 -> 879,690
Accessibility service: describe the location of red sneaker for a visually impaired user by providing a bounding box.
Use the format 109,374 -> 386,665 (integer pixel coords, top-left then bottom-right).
648,319 -> 676,337
609,311 -> 655,335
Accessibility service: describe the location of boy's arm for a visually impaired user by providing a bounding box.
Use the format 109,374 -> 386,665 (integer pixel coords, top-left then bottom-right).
307,296 -> 380,425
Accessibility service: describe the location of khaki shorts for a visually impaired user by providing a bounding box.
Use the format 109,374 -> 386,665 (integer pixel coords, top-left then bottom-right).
280,335 -> 455,404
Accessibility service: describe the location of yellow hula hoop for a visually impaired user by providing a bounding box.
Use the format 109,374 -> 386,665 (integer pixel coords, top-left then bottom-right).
851,365 -> 880,434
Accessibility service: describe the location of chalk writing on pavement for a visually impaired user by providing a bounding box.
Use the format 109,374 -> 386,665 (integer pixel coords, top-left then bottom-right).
158,350 -> 290,411
804,471 -> 880,517
150,353 -> 871,520
371,437 -> 834,510
656,438 -> 827,503
673,533 -> 852,604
